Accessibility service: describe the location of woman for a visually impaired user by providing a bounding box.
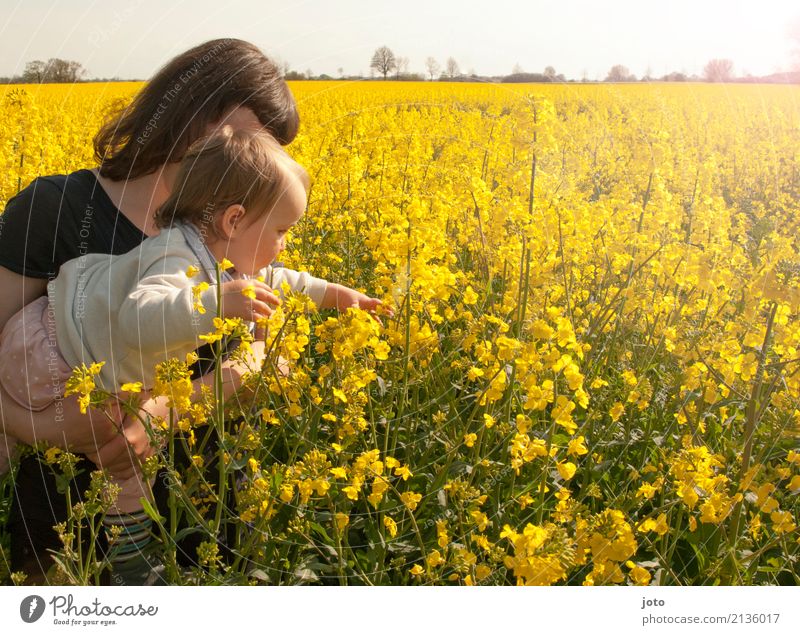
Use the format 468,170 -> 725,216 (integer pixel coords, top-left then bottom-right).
0,38 -> 299,582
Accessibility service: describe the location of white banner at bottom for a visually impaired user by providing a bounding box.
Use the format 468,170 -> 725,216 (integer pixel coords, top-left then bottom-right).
1,585 -> 797,635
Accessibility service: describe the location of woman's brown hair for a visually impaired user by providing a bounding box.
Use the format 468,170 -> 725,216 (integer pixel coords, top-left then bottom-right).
153,127 -> 308,239
94,38 -> 299,181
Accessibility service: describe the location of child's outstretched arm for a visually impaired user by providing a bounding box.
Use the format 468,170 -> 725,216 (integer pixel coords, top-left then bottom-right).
320,283 -> 393,324
265,266 -> 393,323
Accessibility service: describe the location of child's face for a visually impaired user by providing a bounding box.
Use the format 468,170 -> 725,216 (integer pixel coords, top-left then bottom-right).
226,175 -> 307,277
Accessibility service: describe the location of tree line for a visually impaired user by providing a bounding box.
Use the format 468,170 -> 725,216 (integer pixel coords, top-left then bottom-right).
366,47 -> 758,83
1,59 -> 87,84
1,53 -> 795,85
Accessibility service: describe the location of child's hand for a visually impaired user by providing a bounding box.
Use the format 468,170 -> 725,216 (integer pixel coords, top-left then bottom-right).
323,283 -> 394,325
220,279 -> 281,322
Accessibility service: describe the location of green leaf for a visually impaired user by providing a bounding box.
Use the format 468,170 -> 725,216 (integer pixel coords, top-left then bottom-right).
139,497 -> 166,524
309,522 -> 333,543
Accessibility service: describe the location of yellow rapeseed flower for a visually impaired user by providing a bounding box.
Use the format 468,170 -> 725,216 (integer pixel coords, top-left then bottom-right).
192,281 -> 210,315
241,283 -> 257,300
426,549 -> 444,567
557,461 -> 577,481
400,491 -> 422,511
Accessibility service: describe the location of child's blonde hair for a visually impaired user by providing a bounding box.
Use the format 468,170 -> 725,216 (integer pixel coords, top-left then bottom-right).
154,127 -> 308,240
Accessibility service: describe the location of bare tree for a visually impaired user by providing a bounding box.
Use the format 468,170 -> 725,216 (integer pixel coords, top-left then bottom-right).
425,57 -> 440,80
606,64 -> 635,82
22,60 -> 47,82
395,56 -> 409,78
512,63 -> 524,74
544,66 -> 556,80
703,58 -> 734,82
337,67 -> 344,78
23,58 -> 85,83
370,46 -> 397,79
272,56 -> 291,78
445,57 -> 460,78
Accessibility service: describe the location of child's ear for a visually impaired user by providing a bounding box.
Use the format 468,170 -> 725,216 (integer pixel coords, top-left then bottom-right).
218,204 -> 246,238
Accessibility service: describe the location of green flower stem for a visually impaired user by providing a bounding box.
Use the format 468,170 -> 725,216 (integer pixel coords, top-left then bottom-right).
213,264 -> 228,537
723,300 -> 777,584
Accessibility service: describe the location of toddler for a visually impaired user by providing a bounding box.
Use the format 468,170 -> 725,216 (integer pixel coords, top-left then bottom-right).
0,127 -> 385,583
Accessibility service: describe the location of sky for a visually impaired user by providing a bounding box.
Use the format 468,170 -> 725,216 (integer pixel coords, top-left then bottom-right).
0,0 -> 798,80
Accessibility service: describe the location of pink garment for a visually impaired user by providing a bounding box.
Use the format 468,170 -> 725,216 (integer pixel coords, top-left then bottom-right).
0,296 -> 151,512
0,295 -> 72,411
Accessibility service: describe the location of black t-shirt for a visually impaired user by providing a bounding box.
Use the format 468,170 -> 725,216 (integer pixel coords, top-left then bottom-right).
0,169 -> 147,279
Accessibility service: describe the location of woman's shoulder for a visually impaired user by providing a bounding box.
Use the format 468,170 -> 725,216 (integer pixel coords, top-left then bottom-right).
5,169 -> 113,215
18,167 -> 96,191
28,168 -> 94,190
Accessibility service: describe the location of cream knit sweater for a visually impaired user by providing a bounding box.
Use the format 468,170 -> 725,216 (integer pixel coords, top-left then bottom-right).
48,226 -> 327,392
